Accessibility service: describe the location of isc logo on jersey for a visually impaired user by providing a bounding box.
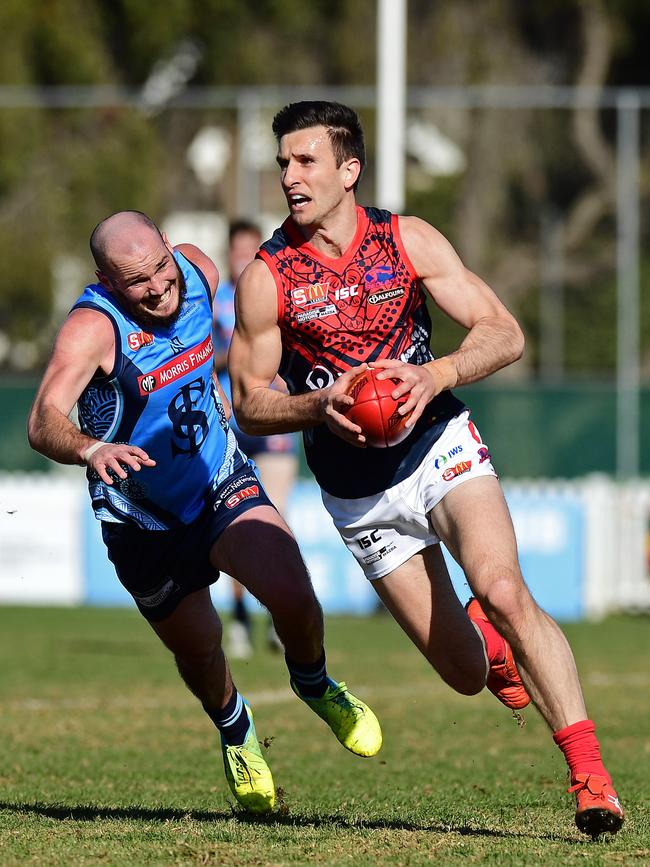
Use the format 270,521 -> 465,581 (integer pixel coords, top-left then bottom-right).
292,282 -> 330,306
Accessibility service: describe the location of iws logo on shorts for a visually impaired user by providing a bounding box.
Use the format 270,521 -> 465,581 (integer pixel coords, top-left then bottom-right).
434,444 -> 464,468
442,460 -> 472,481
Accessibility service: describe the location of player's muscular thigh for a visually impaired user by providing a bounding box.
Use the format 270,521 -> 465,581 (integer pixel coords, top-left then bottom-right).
430,475 -> 520,583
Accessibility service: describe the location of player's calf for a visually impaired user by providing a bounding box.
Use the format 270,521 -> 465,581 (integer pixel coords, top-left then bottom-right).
466,597 -> 530,710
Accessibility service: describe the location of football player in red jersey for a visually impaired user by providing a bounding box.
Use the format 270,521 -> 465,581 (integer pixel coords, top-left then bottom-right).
228,101 -> 623,837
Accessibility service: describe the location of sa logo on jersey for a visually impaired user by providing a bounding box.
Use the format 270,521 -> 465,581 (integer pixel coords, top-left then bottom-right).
127,331 -> 154,351
292,282 -> 330,307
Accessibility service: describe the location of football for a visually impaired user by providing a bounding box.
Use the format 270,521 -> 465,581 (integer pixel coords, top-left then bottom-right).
344,367 -> 413,448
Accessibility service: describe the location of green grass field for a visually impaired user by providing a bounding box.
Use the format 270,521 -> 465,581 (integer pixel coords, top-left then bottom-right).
0,607 -> 648,865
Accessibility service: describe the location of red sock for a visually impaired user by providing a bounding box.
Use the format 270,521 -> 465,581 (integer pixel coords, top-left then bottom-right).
472,617 -> 506,664
553,719 -> 611,785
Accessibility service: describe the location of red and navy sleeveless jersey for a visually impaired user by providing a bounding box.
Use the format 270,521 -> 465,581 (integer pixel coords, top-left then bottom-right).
258,206 -> 464,498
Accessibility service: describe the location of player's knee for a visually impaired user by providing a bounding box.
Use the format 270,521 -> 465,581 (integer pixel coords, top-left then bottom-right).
479,574 -> 530,635
174,639 -> 222,675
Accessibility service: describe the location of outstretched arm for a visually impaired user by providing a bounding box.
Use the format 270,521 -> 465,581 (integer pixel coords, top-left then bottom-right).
373,216 -> 525,426
228,259 -> 367,445
28,308 -> 156,484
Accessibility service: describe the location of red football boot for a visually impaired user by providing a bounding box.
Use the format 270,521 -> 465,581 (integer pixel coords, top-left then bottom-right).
569,773 -> 624,837
466,597 -> 531,710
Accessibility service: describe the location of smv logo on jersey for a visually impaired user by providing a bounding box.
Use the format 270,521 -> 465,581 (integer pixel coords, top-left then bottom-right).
291,282 -> 330,307
167,377 -> 209,457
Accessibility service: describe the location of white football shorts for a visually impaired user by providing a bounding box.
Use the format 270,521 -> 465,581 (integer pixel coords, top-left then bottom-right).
321,410 -> 497,580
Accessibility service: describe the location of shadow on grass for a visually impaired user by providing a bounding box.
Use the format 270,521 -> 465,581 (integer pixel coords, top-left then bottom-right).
0,800 -> 577,843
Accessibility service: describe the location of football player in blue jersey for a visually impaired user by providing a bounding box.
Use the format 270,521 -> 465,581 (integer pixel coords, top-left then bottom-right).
28,210 -> 382,814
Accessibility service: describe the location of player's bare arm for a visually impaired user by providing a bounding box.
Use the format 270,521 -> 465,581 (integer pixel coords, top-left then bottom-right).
229,259 -> 367,445
372,216 -> 525,426
28,308 -> 156,484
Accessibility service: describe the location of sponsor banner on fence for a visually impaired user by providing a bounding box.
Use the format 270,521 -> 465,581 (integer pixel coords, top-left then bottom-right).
10,472 -> 648,621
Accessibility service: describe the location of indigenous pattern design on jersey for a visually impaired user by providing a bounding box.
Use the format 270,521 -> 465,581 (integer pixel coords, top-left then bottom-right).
74,251 -> 245,529
258,206 -> 465,498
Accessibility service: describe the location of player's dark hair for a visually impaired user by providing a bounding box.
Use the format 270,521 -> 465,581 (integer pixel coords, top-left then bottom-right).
272,101 -> 365,190
90,210 -> 162,272
228,218 -> 261,243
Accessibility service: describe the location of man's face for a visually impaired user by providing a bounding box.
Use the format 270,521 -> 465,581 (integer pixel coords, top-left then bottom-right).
276,126 -> 358,227
228,230 -> 261,283
99,231 -> 186,329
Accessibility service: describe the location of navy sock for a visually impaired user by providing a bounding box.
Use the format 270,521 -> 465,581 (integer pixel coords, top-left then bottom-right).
203,689 -> 250,746
233,598 -> 250,627
286,650 -> 329,698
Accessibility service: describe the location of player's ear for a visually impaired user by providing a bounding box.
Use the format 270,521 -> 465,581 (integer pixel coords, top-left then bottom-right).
343,158 -> 361,192
96,270 -> 113,292
162,232 -> 174,255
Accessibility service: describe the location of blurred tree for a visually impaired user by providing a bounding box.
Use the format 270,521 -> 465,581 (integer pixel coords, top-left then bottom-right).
0,0 -> 647,378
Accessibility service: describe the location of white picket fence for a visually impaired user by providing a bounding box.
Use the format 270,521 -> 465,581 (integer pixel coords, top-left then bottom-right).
0,472 -> 649,619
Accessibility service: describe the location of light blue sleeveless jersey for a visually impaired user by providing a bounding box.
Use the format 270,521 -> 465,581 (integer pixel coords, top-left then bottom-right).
74,250 -> 245,529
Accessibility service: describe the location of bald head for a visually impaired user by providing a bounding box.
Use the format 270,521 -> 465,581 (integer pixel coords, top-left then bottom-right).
90,211 -> 163,275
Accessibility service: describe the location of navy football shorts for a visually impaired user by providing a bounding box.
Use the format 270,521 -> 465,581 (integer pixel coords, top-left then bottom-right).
101,462 -> 274,622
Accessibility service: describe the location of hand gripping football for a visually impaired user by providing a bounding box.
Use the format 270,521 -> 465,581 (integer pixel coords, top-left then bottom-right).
344,368 -> 413,448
